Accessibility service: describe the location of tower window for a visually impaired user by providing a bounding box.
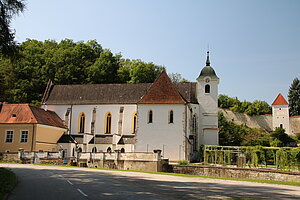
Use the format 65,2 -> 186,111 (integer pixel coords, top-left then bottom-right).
280,124 -> 283,129
205,84 -> 210,93
148,110 -> 153,123
78,113 -> 85,133
169,110 -> 174,124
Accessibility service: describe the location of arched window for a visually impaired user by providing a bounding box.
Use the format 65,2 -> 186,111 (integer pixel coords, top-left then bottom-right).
192,114 -> 197,133
107,147 -> 112,153
121,148 -> 125,153
132,112 -> 137,134
78,112 -> 85,133
169,110 -> 174,124
148,110 -> 153,123
92,147 -> 97,153
105,112 -> 112,134
205,84 -> 210,94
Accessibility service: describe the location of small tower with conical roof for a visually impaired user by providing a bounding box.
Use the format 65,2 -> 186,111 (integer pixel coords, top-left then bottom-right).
196,51 -> 220,145
272,93 -> 290,134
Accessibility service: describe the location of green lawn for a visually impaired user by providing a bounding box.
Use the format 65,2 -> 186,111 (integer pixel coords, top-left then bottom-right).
0,168 -> 17,200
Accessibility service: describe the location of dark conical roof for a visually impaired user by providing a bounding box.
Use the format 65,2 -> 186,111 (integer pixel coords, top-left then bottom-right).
197,51 -> 219,81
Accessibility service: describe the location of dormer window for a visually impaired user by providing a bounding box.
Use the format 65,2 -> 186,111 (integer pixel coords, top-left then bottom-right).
205,84 -> 210,94
11,114 -> 16,117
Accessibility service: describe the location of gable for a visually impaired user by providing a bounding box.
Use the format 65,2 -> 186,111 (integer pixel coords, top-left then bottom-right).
139,71 -> 186,104
272,93 -> 288,105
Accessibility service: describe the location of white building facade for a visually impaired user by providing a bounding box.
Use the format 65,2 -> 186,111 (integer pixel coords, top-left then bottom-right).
42,52 -> 220,161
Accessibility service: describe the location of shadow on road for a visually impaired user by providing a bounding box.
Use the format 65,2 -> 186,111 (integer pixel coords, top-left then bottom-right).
5,165 -> 300,200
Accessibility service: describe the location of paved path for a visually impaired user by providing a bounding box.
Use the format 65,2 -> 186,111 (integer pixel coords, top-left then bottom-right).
1,164 -> 299,200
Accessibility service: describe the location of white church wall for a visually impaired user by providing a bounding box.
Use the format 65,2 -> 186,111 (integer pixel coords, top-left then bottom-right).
47,104 -> 137,135
135,104 -> 186,161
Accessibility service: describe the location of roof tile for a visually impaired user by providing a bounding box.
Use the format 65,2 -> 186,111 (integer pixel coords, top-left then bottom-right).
272,93 -> 289,105
139,71 -> 186,104
0,103 -> 66,129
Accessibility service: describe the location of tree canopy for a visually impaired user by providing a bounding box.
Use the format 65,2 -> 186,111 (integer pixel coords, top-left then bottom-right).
218,94 -> 271,116
288,77 -> 300,116
0,39 -> 164,104
0,0 -> 25,56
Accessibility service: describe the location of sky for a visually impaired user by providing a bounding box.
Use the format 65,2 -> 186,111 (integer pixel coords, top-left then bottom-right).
11,0 -> 300,104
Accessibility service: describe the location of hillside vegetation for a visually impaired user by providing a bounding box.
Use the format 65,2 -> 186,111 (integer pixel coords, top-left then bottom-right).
0,39 -> 164,104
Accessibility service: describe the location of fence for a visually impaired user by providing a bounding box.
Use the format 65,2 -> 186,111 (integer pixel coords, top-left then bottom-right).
203,145 -> 300,171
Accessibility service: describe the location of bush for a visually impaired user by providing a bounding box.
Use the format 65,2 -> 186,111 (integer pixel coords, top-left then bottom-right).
178,160 -> 189,165
0,168 -> 17,199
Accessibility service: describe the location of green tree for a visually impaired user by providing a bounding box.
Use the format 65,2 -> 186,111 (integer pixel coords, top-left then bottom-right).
168,73 -> 188,83
86,51 -> 121,84
118,59 -> 164,83
0,0 -> 25,56
288,77 -> 300,116
270,127 -> 296,147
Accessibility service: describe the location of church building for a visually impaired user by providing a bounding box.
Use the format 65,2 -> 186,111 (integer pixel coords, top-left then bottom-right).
42,52 -> 220,161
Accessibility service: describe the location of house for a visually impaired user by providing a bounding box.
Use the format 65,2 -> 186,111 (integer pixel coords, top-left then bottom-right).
42,52 -> 220,161
0,103 -> 67,153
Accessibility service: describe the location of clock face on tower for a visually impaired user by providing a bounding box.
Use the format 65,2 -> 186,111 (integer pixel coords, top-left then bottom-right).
205,78 -> 210,83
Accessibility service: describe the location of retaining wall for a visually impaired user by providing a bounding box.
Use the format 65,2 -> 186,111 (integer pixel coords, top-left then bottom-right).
170,165 -> 300,182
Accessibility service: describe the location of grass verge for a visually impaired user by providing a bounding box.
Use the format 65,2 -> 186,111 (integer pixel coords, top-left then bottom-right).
0,168 -> 17,200
35,164 -> 300,187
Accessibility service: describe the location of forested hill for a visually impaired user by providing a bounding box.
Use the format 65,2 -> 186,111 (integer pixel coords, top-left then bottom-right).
0,39 -> 165,104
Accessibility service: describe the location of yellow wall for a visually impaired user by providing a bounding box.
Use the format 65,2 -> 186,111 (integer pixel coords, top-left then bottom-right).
0,124 -> 66,153
0,124 -> 34,152
35,124 -> 66,152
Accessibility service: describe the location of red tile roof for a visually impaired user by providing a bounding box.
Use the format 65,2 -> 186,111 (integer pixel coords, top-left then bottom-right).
0,103 -> 66,129
272,93 -> 288,105
139,71 -> 186,104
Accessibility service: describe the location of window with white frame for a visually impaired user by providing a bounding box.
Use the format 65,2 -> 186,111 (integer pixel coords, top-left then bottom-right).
5,130 -> 13,143
20,130 -> 29,143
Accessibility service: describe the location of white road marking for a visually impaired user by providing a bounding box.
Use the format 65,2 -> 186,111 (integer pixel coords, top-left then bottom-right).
67,180 -> 73,185
77,188 -> 88,197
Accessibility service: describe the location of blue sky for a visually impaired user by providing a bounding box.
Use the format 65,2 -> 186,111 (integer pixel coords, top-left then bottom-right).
12,0 -> 300,104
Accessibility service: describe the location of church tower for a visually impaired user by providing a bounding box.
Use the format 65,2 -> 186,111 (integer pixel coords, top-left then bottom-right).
272,93 -> 290,134
196,51 -> 220,145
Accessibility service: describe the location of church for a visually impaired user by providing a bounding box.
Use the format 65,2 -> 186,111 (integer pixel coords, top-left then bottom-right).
42,52 -> 220,161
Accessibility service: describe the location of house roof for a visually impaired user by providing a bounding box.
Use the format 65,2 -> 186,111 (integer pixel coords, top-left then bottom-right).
139,71 -> 187,104
272,93 -> 289,105
0,103 -> 66,129
57,134 -> 83,143
42,72 -> 198,105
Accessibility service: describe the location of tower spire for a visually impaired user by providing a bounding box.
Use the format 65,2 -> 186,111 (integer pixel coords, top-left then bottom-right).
206,51 -> 210,66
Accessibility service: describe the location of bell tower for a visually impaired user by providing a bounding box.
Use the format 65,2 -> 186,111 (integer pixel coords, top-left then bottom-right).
196,51 -> 220,145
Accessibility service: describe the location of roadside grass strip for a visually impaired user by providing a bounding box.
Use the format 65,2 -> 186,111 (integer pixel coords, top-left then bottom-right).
33,164 -> 300,187
0,168 -> 17,200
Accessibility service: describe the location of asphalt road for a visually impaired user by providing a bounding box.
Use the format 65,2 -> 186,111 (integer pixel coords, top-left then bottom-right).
1,164 -> 300,200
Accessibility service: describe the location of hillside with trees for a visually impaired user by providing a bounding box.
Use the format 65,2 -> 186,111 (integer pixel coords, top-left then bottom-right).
218,94 -> 272,116
0,39 -> 164,104
218,112 -> 298,147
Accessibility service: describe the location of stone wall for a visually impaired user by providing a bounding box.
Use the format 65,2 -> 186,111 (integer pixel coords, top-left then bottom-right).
290,116 -> 300,134
219,108 -> 273,132
170,165 -> 300,182
220,108 -> 300,135
0,153 -> 20,163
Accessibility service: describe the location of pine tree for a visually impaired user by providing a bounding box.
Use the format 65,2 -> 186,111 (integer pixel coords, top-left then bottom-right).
288,78 -> 300,116
0,0 -> 26,56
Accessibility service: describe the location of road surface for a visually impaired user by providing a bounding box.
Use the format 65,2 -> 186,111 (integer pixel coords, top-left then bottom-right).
1,164 -> 299,200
